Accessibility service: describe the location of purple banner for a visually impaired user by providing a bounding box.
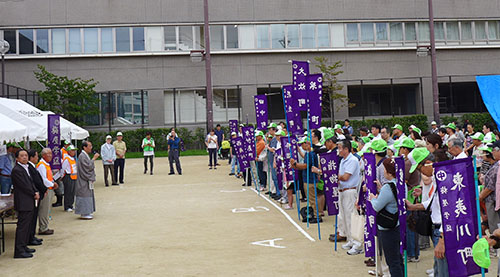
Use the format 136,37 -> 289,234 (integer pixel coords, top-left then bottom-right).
394,156 -> 407,255
229,120 -> 238,135
48,114 -> 62,170
292,60 -> 309,111
242,126 -> 256,162
254,95 -> 268,131
232,137 -> 250,171
275,148 -> 283,190
434,157 -> 481,277
319,151 -> 340,215
283,85 -> 303,135
363,153 -> 377,257
306,73 -> 323,129
280,135 -> 299,182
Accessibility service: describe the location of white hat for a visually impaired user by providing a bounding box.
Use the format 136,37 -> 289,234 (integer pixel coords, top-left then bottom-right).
106,135 -> 112,140
431,121 -> 437,125
117,132 -> 123,136
231,132 -> 237,136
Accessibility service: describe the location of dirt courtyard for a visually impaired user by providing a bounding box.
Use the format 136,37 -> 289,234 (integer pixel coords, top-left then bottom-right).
0,156 -> 488,276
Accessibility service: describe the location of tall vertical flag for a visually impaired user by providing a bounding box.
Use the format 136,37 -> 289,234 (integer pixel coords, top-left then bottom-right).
254,95 -> 268,131
319,151 -> 340,215
434,157 -> 482,277
232,136 -> 249,171
280,135 -> 299,181
394,156 -> 407,255
292,60 -> 309,111
283,85 -> 303,135
306,73 -> 323,129
229,120 -> 239,135
48,114 -> 62,170
363,153 -> 377,258
242,126 -> 256,162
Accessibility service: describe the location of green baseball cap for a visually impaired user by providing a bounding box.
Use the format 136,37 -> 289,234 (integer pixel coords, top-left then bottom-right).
408,148 -> 430,173
392,124 -> 403,131
267,123 -> 278,129
323,129 -> 335,141
334,124 -> 342,130
267,134 -> 273,138
64,140 -> 71,145
359,142 -> 372,155
351,140 -> 358,150
298,136 -> 309,144
412,127 -> 422,135
370,139 -> 388,153
6,142 -> 16,147
446,123 -> 456,130
361,136 -> 371,144
478,146 -> 492,153
399,137 -> 415,149
472,238 -> 491,268
255,131 -> 264,137
276,130 -> 286,136
471,132 -> 485,141
368,133 -> 375,139
66,145 -> 78,151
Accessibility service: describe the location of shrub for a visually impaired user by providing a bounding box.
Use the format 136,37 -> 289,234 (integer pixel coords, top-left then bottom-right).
322,115 -> 428,135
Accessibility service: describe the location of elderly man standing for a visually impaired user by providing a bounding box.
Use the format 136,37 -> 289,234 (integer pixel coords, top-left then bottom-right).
76,141 -> 100,220
37,148 -> 58,235
101,135 -> 117,187
12,149 -> 39,258
61,145 -> 78,212
447,138 -> 467,159
113,132 -> 126,184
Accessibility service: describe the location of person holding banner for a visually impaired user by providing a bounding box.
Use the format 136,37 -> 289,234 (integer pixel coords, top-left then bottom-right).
255,131 -> 267,190
37,148 -> 58,235
267,123 -> 280,197
229,132 -> 240,177
369,158 -> 404,277
479,141 -> 500,235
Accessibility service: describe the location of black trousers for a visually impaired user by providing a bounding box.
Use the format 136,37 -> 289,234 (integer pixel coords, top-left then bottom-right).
169,149 -> 182,174
15,210 -> 34,255
298,170 -> 306,199
114,158 -> 125,183
29,206 -> 39,242
208,148 -> 217,167
379,226 -> 404,277
144,155 -> 154,172
256,161 -> 266,188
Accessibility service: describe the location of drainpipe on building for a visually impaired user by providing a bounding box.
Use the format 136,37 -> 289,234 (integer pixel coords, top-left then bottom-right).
203,0 -> 214,132
428,0 -> 441,124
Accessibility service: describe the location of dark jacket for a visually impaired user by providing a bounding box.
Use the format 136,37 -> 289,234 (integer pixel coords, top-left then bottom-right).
11,163 -> 36,212
28,162 -> 47,200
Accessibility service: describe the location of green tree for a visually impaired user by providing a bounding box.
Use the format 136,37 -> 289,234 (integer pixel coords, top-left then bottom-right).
34,64 -> 100,125
314,56 -> 353,126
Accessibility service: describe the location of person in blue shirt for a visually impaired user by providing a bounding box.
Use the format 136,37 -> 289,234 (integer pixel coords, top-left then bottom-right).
0,144 -> 16,194
369,158 -> 404,277
214,124 -> 225,164
168,128 -> 182,175
342,119 -> 354,136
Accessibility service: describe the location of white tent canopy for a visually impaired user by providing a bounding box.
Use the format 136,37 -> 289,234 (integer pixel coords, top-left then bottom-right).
42,111 -> 89,140
0,98 -> 75,141
0,113 -> 28,143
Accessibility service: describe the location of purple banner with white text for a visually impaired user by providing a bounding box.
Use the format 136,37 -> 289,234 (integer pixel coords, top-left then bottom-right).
229,120 -> 238,135
292,60 -> 309,111
306,73 -> 323,129
232,137 -> 250,171
394,156 -> 407,255
319,151 -> 340,215
48,114 -> 62,169
283,85 -> 303,136
363,153 -> 377,257
242,126 -> 256,162
254,95 -> 268,131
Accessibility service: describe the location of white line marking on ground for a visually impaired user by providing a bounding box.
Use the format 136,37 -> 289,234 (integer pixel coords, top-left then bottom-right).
232,206 -> 270,213
220,188 -> 247,193
251,238 -> 286,248
250,188 -> 315,242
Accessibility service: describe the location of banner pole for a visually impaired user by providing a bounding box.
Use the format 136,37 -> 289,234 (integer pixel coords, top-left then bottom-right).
404,250 -> 407,277
306,109 -> 321,239
281,87 -> 301,220
334,215 -> 338,251
473,156 -> 486,277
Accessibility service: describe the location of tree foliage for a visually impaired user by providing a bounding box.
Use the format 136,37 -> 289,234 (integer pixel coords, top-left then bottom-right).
34,65 -> 100,125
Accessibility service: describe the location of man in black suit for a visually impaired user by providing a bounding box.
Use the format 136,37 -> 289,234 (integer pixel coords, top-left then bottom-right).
27,149 -> 46,246
11,149 -> 39,259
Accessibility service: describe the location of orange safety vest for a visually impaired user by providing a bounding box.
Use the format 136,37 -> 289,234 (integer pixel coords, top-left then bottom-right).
64,156 -> 77,180
37,160 -> 54,189
61,148 -> 69,159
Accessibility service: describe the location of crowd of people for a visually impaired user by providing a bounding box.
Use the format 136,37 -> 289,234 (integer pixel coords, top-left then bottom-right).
221,119 -> 500,277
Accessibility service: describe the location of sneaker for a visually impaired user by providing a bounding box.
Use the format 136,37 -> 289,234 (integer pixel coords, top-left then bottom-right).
259,187 -> 266,191
209,167 -> 213,170
342,241 -> 354,250
347,245 -> 363,255
229,173 -> 235,176
80,215 -> 93,220
408,256 -> 420,263
214,167 -> 217,170
283,205 -> 293,210
65,208 -> 73,212
426,269 -> 434,275
150,172 -> 153,175
280,198 -> 288,204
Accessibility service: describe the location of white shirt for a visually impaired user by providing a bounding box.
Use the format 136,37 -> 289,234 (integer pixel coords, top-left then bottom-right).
455,151 -> 468,159
62,156 -> 77,175
37,159 -> 54,188
18,162 -> 30,176
206,134 -> 218,149
484,132 -> 494,143
373,133 -> 382,140
422,177 -> 442,232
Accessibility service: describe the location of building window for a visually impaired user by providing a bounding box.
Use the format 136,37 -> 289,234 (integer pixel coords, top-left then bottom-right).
116,27 -> 130,52
418,22 -> 430,41
84,28 -> 98,53
132,27 -> 145,51
4,30 -> 16,54
446,22 -> 459,41
360,23 -> 374,42
346,23 -> 358,42
317,24 -> 330,47
348,84 -> 417,117
52,29 -> 66,54
488,21 -> 499,40
36,29 -> 49,54
257,87 -> 285,120
287,24 -> 299,48
239,25 -> 254,49
405,23 -> 417,41
194,26 -> 204,50
101,28 -> 114,52
390,23 -> 403,41
178,26 -> 193,50
301,24 -> 315,48
210,25 -> 224,50
438,82 -> 487,113
271,24 -> 285,49
256,25 -> 270,49
376,23 -> 388,41
461,22 -> 473,40
164,26 -> 177,50
19,29 -> 34,54
475,21 -> 487,40
226,25 -> 238,49
145,27 -> 163,51
434,22 -> 445,41
69,28 -> 82,53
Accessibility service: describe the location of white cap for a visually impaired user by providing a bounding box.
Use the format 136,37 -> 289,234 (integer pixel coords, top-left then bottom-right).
231,132 -> 237,136
431,121 -> 437,125
117,132 -> 123,136
106,135 -> 112,140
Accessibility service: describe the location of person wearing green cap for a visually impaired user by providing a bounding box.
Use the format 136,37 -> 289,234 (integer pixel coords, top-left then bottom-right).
371,139 -> 390,191
333,124 -> 346,140
61,145 -> 78,212
405,148 -> 449,277
266,124 -> 280,198
466,132 -> 485,171
445,122 -> 458,144
483,122 -> 496,143
391,124 -> 406,141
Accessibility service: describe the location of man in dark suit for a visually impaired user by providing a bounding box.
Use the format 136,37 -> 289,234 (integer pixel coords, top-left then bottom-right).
27,149 -> 46,246
11,149 -> 39,258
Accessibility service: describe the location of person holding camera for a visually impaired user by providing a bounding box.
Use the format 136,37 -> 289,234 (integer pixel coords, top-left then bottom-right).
142,132 -> 155,175
168,128 -> 182,175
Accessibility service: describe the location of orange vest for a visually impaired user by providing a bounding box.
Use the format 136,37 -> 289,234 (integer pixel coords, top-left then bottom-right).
37,160 -> 54,188
64,156 -> 77,180
61,148 -> 69,159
